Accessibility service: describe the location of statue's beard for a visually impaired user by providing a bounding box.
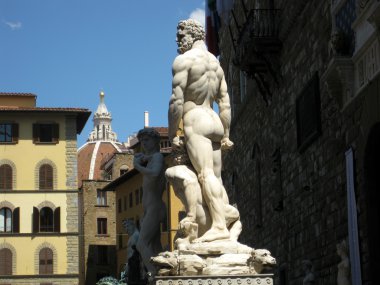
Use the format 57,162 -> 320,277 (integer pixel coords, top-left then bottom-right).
177,36 -> 193,54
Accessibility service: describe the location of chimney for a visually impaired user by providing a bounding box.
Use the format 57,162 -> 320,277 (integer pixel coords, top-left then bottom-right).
144,111 -> 149,128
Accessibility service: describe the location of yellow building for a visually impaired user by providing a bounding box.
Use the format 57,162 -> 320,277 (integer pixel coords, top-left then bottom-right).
102,127 -> 183,278
0,92 -> 90,284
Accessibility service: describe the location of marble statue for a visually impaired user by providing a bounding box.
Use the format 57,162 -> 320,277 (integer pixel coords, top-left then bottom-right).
337,240 -> 351,285
302,260 -> 316,285
165,150 -> 242,248
168,18 -> 237,244
151,19 -> 276,278
134,128 -> 167,276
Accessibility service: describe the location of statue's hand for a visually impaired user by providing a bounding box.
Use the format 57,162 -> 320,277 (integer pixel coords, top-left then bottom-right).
221,137 -> 234,150
133,153 -> 144,167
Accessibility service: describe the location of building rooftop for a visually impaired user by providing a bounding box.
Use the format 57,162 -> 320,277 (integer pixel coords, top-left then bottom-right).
0,92 -> 37,97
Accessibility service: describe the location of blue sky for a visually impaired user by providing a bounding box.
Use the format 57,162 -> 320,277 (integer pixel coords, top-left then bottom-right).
0,0 -> 205,147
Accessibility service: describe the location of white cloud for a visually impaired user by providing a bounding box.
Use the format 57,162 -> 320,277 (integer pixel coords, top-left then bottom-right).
4,21 -> 22,30
189,8 -> 205,27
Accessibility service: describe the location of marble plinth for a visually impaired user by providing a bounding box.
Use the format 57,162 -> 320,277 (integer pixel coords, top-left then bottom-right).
154,275 -> 274,285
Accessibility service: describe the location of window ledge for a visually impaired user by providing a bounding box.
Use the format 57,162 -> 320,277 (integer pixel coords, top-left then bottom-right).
0,141 -> 18,145
94,205 -> 109,208
33,142 -> 59,145
95,234 -> 110,237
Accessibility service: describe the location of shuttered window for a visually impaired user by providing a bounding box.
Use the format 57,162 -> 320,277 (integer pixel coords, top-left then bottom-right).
0,164 -> 12,190
39,164 -> 53,190
39,248 -> 53,274
33,123 -> 59,144
0,248 -> 12,275
0,123 -> 18,144
32,207 -> 59,233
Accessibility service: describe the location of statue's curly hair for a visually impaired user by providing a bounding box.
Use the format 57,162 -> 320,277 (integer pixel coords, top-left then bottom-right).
137,127 -> 160,143
178,19 -> 205,42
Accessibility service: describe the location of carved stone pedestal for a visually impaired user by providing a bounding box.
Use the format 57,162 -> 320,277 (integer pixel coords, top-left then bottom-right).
154,275 -> 274,285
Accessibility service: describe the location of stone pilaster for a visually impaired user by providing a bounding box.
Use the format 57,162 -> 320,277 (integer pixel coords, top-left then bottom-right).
65,115 -> 78,190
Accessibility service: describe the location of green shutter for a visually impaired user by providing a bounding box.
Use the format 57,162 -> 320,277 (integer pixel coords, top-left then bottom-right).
12,123 -> 18,143
33,207 -> 39,233
52,124 -> 59,143
54,207 -> 60,233
33,124 -> 40,143
12,207 -> 19,233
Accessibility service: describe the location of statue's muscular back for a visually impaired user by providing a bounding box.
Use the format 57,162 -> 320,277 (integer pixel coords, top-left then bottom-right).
179,45 -> 225,142
183,47 -> 223,108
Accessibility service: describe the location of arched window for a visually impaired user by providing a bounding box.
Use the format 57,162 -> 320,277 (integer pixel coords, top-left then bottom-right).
33,206 -> 60,233
39,164 -> 53,190
0,164 -> 12,190
0,248 -> 12,275
39,248 -> 53,274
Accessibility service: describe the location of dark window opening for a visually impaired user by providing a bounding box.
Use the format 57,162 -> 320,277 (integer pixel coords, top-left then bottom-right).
96,246 -> 108,265
97,218 -> 107,235
135,189 -> 139,205
129,193 -> 133,208
33,123 -> 59,144
40,207 -> 54,232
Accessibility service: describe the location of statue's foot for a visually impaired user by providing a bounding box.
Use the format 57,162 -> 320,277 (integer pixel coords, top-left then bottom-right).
192,227 -> 230,243
180,216 -> 196,225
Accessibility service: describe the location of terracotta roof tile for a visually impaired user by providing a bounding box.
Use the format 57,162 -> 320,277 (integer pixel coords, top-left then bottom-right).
153,127 -> 168,135
0,106 -> 90,112
0,92 -> 36,97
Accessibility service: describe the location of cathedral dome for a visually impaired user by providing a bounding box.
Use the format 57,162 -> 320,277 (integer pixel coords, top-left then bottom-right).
77,91 -> 127,186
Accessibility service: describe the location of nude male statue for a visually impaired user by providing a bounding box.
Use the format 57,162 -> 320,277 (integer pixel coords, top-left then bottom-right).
134,128 -> 166,276
165,139 -> 241,245
168,19 -> 235,243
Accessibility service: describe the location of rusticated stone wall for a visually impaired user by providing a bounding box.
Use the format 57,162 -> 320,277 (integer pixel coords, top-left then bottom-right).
65,115 -> 80,277
218,0 -> 379,284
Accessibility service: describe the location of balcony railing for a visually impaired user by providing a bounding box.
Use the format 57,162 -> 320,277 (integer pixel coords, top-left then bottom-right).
239,9 -> 281,41
232,9 -> 282,102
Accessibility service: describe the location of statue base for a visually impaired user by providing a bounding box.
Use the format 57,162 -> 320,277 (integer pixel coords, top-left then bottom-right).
154,275 -> 274,285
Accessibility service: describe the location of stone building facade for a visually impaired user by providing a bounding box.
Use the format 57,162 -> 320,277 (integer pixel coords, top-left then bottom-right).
0,93 -> 90,284
79,180 -> 117,285
216,0 -> 380,284
77,91 -> 132,285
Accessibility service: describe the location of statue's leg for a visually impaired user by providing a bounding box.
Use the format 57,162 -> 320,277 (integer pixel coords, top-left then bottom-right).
136,211 -> 161,275
213,147 -> 242,241
186,134 -> 229,242
165,166 -> 199,223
